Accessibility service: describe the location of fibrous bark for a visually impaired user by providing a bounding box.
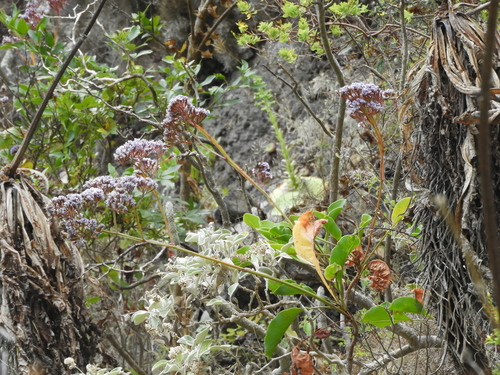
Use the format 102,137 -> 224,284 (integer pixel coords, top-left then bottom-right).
0,173 -> 99,375
403,2 -> 500,373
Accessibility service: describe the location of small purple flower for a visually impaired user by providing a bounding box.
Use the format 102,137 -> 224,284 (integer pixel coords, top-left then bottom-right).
105,190 -> 136,213
339,82 -> 392,124
114,138 -> 166,167
10,145 -> 20,156
80,187 -> 106,204
252,162 -> 273,185
49,194 -> 84,219
84,175 -> 117,193
2,35 -> 21,44
134,158 -> 159,177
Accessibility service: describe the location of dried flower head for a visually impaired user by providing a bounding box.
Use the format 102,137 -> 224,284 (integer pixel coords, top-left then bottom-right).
161,95 -> 210,146
367,259 -> 391,292
339,82 -> 392,125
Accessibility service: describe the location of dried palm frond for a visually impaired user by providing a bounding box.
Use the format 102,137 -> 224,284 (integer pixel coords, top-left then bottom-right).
401,1 -> 500,373
0,170 -> 98,375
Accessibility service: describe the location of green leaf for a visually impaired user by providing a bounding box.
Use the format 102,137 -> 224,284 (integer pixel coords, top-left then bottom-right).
388,297 -> 427,315
314,211 -> 342,240
15,18 -> 29,36
243,213 -> 261,229
268,279 -> 315,295
127,25 -> 141,42
330,234 -> 360,266
391,197 -> 412,226
360,305 -> 393,328
393,311 -> 412,323
324,263 -> 342,281
152,360 -> 169,371
44,31 -> 54,47
327,199 -> 346,219
264,308 -> 302,357
358,214 -> 372,239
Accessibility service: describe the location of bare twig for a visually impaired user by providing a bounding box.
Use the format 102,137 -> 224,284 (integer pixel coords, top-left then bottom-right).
105,334 -> 148,375
477,0 -> 500,316
196,1 -> 238,52
316,0 -> 347,202
269,64 -> 333,138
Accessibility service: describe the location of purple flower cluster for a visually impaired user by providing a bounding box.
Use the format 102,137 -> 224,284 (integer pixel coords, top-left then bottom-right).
339,83 -> 393,124
114,138 -> 166,177
3,0 -> 69,44
21,0 -> 69,27
20,0 -> 49,27
252,162 -> 273,185
50,174 -> 158,244
49,192 -> 104,244
84,175 -> 158,212
161,95 -> 210,146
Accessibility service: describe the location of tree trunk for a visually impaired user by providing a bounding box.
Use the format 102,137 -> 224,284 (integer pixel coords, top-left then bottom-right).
403,3 -> 500,373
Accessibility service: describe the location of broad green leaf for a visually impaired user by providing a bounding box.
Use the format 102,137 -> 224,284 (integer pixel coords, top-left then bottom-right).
264,308 -> 302,357
127,25 -> 141,42
393,311 -> 412,323
391,197 -> 412,226
268,279 -> 315,295
388,297 -> 427,315
360,306 -> 393,328
330,234 -> 360,266
15,18 -> 29,36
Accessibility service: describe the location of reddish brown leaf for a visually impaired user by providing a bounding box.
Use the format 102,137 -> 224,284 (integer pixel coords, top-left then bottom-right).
346,245 -> 364,266
411,288 -> 425,304
207,5 -> 219,18
291,347 -> 314,375
314,328 -> 331,339
367,259 -> 391,292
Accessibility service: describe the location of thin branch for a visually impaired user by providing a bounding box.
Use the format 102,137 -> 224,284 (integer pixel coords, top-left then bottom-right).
477,0 -> 500,316
104,334 -> 148,375
196,1 -> 238,52
112,274 -> 161,290
316,0 -> 347,202
268,64 -> 333,138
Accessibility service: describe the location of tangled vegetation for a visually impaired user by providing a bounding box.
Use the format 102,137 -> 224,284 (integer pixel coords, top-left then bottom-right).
0,0 -> 499,374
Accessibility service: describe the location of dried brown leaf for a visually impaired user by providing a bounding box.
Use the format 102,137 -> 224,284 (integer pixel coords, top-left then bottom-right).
367,259 -> 391,292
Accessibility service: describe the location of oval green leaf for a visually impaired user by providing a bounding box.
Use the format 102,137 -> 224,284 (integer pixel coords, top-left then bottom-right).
243,213 -> 261,229
388,296 -> 426,315
360,305 -> 393,328
391,197 -> 411,226
265,308 -> 302,357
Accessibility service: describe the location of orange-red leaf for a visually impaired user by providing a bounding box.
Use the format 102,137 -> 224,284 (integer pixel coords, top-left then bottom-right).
410,288 -> 425,304
293,211 -> 327,264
